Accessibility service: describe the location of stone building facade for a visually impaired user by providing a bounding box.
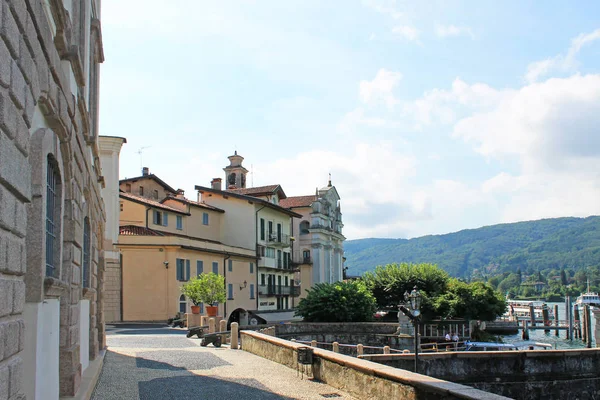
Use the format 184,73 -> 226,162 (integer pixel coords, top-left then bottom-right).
0,0 -> 107,399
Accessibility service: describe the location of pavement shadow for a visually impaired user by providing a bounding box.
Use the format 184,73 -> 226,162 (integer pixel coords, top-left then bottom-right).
135,351 -> 232,371
139,375 -> 296,400
93,349 -> 295,400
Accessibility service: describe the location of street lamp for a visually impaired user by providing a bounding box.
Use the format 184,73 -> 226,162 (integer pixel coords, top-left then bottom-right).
404,286 -> 421,374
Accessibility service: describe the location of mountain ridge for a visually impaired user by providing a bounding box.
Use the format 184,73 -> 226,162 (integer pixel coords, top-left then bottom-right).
344,216 -> 600,278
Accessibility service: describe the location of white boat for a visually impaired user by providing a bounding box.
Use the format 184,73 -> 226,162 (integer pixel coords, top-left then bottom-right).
576,280 -> 600,307
505,300 -> 554,321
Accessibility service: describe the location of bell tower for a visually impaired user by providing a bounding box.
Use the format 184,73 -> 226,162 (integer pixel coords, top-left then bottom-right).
223,151 -> 249,189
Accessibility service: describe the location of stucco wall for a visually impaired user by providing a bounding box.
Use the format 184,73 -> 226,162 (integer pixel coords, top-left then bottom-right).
241,331 -> 509,400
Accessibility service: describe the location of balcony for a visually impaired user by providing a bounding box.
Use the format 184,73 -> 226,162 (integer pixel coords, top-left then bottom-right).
268,233 -> 290,247
258,285 -> 301,297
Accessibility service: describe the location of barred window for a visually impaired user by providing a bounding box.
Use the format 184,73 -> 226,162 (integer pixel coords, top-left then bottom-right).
82,217 -> 91,287
46,156 -> 60,277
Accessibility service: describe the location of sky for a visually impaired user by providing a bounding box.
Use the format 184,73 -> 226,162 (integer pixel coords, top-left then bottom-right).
99,1 -> 600,241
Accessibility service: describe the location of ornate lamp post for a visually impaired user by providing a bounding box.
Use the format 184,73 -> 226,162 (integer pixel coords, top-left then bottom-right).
403,286 -> 421,373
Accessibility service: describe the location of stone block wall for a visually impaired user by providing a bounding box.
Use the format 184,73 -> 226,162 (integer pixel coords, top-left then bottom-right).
0,0 -> 106,398
241,330 -> 509,400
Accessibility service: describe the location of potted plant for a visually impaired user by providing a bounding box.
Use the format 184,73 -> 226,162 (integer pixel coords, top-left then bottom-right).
180,273 -> 226,316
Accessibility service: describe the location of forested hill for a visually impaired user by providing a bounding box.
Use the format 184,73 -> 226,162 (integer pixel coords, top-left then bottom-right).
344,216 -> 600,278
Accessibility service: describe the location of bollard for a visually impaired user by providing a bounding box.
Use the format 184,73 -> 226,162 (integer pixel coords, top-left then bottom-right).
231,322 -> 239,349
555,305 -> 560,337
403,349 -> 410,354
574,306 -> 581,339
542,305 -> 550,333
201,316 -> 208,327
383,346 -> 390,354
357,344 -> 363,356
332,342 -> 339,353
529,304 -> 536,326
585,305 -> 592,348
220,320 -> 227,343
311,340 -> 317,347
522,320 -> 529,340
209,318 -> 216,334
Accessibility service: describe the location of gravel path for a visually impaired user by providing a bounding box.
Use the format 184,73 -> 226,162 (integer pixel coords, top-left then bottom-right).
92,324 -> 356,400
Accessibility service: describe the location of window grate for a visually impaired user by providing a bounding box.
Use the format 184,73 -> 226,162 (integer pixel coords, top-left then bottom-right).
46,159 -> 58,277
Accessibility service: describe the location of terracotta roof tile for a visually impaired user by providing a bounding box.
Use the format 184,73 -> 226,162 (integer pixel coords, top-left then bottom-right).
226,185 -> 281,197
119,225 -> 164,236
119,192 -> 189,214
279,195 -> 316,209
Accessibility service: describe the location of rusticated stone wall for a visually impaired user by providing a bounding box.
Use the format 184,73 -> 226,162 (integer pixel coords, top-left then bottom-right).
0,0 -> 106,398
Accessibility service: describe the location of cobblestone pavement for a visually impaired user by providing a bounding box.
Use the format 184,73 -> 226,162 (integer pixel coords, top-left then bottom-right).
92,324 -> 356,400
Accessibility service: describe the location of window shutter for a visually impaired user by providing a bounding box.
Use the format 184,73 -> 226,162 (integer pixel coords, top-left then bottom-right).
186,260 -> 190,281
228,284 -> 233,299
197,260 -> 203,276
212,262 -> 218,274
163,212 -> 168,226
228,259 -> 232,272
176,259 -> 182,280
250,263 -> 253,274
153,211 -> 158,225
250,284 -> 255,299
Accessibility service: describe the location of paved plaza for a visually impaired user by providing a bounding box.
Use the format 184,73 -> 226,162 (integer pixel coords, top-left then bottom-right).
92,324 -> 356,400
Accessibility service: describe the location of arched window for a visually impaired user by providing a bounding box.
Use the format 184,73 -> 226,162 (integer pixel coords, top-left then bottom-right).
179,295 -> 187,313
299,221 -> 310,235
82,217 -> 90,287
46,156 -> 62,277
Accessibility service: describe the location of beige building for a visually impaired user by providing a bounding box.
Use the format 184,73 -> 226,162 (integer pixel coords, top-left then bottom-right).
0,0 -> 109,398
114,170 -> 258,325
196,152 -> 303,323
280,179 -> 346,299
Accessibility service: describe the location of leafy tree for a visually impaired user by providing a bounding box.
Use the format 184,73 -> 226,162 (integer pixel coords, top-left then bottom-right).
295,281 -> 376,322
362,263 -> 449,318
497,273 -> 520,294
435,279 -> 507,321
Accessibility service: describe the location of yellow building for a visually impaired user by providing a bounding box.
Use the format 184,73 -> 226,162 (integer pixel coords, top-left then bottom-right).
116,170 -> 258,325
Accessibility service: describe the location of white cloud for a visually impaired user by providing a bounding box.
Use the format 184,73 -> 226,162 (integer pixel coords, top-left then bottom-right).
392,25 -> 419,41
359,69 -> 403,108
525,28 -> 600,83
435,24 -> 474,39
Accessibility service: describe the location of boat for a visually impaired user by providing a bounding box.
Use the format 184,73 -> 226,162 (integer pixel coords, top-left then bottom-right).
576,280 -> 600,307
505,300 -> 554,321
464,341 -> 552,352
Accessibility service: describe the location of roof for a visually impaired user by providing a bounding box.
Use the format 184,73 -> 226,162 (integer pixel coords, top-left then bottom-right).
119,192 -> 190,215
279,195 -> 316,209
226,184 -> 287,199
119,174 -> 177,194
162,196 -> 225,213
119,225 -> 164,236
195,185 -> 302,218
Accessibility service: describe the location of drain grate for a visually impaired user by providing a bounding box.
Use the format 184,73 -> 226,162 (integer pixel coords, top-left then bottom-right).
320,394 -> 342,398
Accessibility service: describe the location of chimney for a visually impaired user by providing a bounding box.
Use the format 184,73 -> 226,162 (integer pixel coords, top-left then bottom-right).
176,189 -> 185,199
142,167 -> 149,176
211,178 -> 222,191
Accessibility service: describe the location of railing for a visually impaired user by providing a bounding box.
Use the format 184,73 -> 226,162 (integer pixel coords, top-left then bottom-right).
257,285 -> 300,296
268,233 -> 290,246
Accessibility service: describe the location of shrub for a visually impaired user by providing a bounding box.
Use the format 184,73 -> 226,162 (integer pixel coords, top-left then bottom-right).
295,281 -> 377,322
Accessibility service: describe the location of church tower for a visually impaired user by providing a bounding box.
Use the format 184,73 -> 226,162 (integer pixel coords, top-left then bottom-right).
223,151 -> 249,189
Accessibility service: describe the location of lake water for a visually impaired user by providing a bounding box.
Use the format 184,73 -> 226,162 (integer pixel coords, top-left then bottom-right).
500,302 -> 596,349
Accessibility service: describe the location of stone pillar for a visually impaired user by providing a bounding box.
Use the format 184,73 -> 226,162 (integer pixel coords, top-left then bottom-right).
209,318 -> 216,334
332,342 -> 339,353
357,344 -> 364,356
231,323 -> 239,349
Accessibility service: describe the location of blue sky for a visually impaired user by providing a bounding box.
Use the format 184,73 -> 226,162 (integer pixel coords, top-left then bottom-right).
99,1 -> 600,240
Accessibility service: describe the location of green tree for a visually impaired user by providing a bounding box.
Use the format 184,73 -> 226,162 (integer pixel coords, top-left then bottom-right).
295,281 -> 376,322
362,263 -> 449,318
497,273 -> 520,294
435,279 -> 507,321
180,273 -> 226,305
560,268 -> 568,285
